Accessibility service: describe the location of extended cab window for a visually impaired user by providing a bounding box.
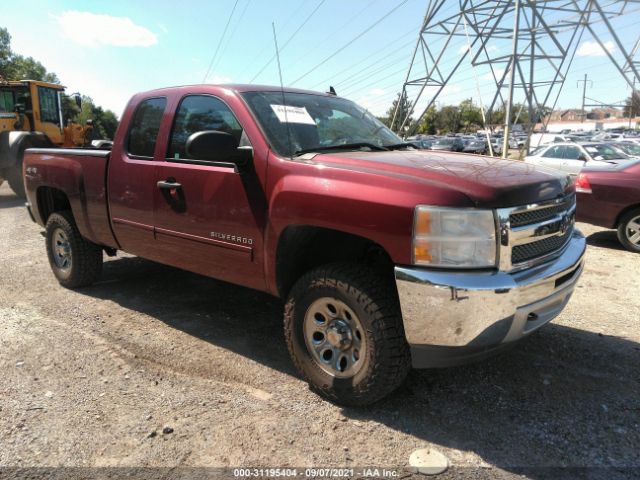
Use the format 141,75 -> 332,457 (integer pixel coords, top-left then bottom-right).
168,95 -> 242,161
127,97 -> 167,158
37,87 -> 61,126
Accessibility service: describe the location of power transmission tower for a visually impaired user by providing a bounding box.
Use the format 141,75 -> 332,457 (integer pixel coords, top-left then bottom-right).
392,0 -> 640,155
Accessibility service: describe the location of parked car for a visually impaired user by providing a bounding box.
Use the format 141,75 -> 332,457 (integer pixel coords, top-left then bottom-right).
529,133 -> 571,148
430,137 -> 465,152
462,139 -> 487,154
524,142 -> 632,176
575,160 -> 640,252
611,141 -> 640,159
23,84 -> 585,406
415,139 -> 433,149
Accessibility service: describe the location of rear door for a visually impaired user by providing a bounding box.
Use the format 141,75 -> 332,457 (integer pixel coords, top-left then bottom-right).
108,96 -> 167,258
152,94 -> 266,291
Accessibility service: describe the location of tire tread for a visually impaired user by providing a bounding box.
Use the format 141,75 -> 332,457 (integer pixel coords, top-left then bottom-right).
45,210 -> 103,288
284,262 -> 411,406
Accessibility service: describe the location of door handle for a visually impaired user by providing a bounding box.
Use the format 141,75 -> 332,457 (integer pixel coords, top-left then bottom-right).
157,179 -> 182,190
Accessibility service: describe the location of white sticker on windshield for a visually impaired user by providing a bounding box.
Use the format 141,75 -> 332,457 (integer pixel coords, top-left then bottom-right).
270,104 -> 316,125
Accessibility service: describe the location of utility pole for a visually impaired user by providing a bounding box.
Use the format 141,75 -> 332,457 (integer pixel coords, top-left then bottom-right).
577,74 -> 593,123
502,0 -> 520,158
630,77 -> 636,129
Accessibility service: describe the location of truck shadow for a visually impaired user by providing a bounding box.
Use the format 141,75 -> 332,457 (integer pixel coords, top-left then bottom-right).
586,230 -> 627,252
0,192 -> 23,209
82,255 -> 639,476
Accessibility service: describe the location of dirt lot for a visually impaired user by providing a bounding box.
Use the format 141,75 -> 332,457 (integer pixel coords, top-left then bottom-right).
0,181 -> 638,479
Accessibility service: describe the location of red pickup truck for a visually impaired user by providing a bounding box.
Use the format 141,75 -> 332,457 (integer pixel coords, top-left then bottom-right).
23,84 -> 586,405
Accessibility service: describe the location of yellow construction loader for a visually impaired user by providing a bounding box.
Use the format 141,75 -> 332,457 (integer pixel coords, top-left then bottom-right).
0,79 -> 97,197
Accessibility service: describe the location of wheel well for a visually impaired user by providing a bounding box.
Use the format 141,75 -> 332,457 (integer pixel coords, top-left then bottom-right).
615,203 -> 640,228
275,225 -> 394,298
36,187 -> 71,223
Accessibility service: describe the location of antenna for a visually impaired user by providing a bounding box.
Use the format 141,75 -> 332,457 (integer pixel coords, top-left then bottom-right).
272,22 -> 293,159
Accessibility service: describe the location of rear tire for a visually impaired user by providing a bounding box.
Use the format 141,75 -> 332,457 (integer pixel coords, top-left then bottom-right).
617,208 -> 640,253
45,211 -> 103,288
284,263 -> 411,406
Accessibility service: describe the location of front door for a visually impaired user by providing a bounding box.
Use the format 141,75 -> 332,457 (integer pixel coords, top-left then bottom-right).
561,145 -> 587,177
540,145 -> 566,171
153,94 -> 266,291
33,86 -> 63,144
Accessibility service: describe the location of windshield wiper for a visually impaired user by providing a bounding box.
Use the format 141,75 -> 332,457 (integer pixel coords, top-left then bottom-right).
294,142 -> 389,156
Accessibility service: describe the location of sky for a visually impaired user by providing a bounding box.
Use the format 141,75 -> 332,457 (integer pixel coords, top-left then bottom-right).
2,0 -> 638,119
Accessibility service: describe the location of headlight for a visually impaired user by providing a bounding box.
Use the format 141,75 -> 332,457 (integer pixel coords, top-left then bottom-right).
413,206 -> 497,268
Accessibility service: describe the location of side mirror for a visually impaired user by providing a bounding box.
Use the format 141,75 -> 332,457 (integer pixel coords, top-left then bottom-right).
577,154 -> 587,161
185,130 -> 252,170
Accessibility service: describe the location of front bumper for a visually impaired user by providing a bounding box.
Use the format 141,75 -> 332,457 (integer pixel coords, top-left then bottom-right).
395,230 -> 586,368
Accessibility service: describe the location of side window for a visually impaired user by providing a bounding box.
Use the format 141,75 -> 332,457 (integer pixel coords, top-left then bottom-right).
37,87 -> 61,125
127,97 -> 167,158
0,90 -> 14,113
542,145 -> 565,159
563,146 -> 583,160
167,95 -> 243,161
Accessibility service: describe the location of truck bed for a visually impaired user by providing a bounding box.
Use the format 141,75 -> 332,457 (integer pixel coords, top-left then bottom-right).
23,148 -> 118,249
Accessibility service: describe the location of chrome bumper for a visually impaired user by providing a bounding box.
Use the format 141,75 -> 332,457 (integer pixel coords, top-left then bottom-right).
394,230 -> 586,368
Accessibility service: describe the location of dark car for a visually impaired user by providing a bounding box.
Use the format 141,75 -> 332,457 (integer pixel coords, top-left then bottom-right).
463,139 -> 487,154
575,160 -> 640,252
430,137 -> 465,152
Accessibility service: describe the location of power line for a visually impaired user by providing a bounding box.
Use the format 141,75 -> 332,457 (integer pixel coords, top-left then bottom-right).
214,0 -> 255,74
236,0 -> 311,81
202,0 -> 241,83
289,0 -> 381,67
308,28 -> 416,90
249,0 -> 326,83
290,0 -> 411,85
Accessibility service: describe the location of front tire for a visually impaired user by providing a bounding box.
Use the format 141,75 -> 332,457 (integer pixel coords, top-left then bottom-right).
617,208 -> 640,253
45,211 -> 103,288
284,263 -> 411,406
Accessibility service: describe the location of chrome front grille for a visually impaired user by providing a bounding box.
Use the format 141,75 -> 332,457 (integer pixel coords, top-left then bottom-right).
497,194 -> 576,271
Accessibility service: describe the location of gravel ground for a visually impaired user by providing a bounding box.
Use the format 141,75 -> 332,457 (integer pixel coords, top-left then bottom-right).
0,181 -> 638,479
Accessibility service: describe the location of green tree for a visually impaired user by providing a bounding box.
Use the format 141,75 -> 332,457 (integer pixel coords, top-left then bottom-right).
0,27 -> 58,82
416,105 -> 439,134
0,27 -> 12,79
1,26 -> 119,139
384,91 -> 413,133
74,95 -> 118,139
438,105 -> 461,133
8,54 -> 59,83
459,98 -> 483,132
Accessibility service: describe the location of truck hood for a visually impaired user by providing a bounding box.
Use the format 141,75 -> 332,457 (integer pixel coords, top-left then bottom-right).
306,150 -> 573,208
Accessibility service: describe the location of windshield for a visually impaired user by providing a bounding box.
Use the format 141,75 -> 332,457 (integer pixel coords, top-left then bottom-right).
583,144 -> 630,161
434,138 -> 454,146
241,91 -> 402,157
